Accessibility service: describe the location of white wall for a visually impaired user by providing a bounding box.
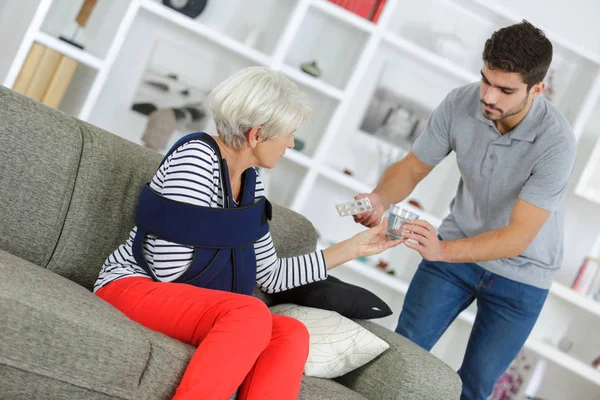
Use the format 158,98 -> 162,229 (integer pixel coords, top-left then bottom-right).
479,0 -> 600,57
0,0 -> 40,83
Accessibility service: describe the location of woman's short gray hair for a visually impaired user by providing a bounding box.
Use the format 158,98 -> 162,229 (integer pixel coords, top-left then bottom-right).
206,66 -> 312,148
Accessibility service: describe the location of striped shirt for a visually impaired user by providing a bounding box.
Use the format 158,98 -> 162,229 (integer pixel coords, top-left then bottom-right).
93,140 -> 328,293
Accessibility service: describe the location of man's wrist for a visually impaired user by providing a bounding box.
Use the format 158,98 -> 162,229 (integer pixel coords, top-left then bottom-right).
439,241 -> 450,262
372,189 -> 391,209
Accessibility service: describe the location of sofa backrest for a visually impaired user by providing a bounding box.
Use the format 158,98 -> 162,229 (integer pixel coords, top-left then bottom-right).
44,119 -> 162,290
1,86 -> 319,292
0,86 -> 162,290
0,86 -> 83,268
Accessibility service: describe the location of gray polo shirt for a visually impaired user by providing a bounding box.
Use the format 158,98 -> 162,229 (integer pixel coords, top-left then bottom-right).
412,83 -> 577,289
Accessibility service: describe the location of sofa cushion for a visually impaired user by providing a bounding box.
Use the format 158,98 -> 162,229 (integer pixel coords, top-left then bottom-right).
0,364 -> 117,400
0,250 -> 193,399
45,121 -> 162,290
271,304 -> 389,379
299,376 -> 367,400
0,86 -> 82,268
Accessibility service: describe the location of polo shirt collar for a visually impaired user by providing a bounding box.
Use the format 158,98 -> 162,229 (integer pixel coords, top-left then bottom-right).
474,95 -> 544,142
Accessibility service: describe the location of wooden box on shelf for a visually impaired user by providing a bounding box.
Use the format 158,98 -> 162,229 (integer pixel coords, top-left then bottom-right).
12,42 -> 78,109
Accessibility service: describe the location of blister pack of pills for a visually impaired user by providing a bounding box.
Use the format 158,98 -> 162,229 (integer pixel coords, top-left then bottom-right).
335,198 -> 373,217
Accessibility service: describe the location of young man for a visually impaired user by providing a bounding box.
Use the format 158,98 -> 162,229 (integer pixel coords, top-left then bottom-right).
354,21 -> 577,400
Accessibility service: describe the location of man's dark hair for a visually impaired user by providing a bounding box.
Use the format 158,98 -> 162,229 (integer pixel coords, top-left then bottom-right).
482,20 -> 553,89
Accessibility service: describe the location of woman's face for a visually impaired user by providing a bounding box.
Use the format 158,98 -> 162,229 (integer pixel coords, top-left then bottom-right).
254,131 -> 296,169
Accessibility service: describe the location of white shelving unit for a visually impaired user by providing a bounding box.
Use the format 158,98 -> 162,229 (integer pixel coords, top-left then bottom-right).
3,0 -> 600,397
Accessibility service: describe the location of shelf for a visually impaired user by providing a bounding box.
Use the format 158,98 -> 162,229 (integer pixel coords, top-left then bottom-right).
284,1 -> 371,91
355,129 -> 410,160
283,148 -> 313,168
139,0 -> 272,66
35,31 -> 104,70
549,281 -> 600,318
281,64 -> 344,100
39,0 -> 132,61
343,258 -> 410,294
288,79 -> 341,157
383,32 -> 479,84
309,0 -> 376,34
524,339 -> 600,386
319,163 -> 372,193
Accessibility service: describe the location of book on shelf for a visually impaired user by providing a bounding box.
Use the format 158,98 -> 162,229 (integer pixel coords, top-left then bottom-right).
12,42 -> 79,109
571,257 -> 600,301
327,0 -> 387,23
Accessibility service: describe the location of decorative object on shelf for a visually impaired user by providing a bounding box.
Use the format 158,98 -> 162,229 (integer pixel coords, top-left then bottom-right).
131,40 -> 216,151
141,108 -> 177,151
300,60 -> 322,78
543,69 -> 556,102
408,199 -> 423,209
12,42 -> 78,110
360,63 -> 431,151
59,0 -> 98,50
522,358 -> 547,400
386,269 -> 396,276
293,138 -> 305,152
327,0 -> 387,23
490,349 -> 536,400
557,336 -> 573,353
433,32 -> 469,65
162,0 -> 208,19
592,354 -> 600,370
342,168 -> 353,176
356,256 -> 368,263
376,260 -> 389,270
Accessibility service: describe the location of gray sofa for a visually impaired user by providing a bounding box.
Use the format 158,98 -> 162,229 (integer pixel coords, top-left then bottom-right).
0,85 -> 462,400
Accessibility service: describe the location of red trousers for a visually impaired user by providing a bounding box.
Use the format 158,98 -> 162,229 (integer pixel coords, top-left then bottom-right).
96,277 -> 308,400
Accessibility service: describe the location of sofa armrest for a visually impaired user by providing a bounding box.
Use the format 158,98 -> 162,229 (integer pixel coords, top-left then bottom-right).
0,250 -> 193,400
335,320 -> 462,400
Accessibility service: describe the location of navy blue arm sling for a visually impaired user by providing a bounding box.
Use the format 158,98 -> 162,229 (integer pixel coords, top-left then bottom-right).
132,132 -> 272,295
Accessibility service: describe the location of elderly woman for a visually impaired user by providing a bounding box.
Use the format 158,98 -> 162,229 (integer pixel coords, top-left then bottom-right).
94,66 -> 402,400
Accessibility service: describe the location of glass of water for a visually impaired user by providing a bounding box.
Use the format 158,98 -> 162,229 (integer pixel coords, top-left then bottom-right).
386,204 -> 419,240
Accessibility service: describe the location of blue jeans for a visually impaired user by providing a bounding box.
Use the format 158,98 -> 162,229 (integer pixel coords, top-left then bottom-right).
395,258 -> 548,400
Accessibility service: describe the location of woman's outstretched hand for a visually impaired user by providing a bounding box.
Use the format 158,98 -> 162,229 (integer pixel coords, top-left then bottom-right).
322,218 -> 404,270
351,218 -> 404,258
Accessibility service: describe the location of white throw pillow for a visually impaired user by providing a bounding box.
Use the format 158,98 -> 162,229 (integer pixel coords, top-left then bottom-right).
270,304 -> 390,378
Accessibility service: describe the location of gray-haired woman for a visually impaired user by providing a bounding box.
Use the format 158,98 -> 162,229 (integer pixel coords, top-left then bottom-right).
94,66 -> 402,400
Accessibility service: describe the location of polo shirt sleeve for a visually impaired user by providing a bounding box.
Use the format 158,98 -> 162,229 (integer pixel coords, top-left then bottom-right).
518,138 -> 577,211
412,91 -> 454,166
